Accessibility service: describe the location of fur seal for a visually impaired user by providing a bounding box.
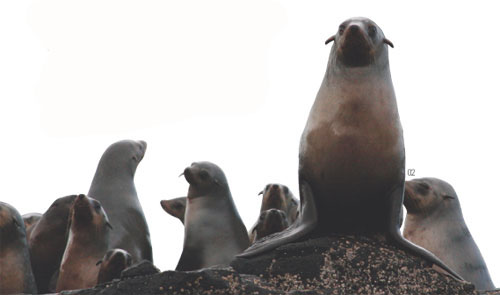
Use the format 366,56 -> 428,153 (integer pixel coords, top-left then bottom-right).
96,248 -> 132,284
22,212 -> 42,241
403,177 -> 495,290
28,194 -> 77,293
176,161 -> 249,271
248,183 -> 298,243
88,139 -> 152,263
160,197 -> 187,224
56,194 -> 112,292
239,17 -> 462,280
0,202 -> 37,295
251,209 -> 290,242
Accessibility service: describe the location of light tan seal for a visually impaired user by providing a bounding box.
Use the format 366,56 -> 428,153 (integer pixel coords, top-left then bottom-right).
96,248 -> 132,285
160,197 -> 187,224
176,161 -> 249,271
0,202 -> 37,294
239,17 -> 462,281
404,177 -> 495,290
56,194 -> 112,292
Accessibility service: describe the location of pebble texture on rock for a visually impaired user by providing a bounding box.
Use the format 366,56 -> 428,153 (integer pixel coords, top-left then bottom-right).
59,234 -> 489,295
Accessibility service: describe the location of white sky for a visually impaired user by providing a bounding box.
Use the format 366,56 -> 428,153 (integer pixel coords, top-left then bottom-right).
1,0 -> 499,287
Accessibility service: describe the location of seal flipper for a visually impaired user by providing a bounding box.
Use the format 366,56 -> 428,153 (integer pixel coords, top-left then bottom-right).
238,181 -> 318,257
387,182 -> 464,281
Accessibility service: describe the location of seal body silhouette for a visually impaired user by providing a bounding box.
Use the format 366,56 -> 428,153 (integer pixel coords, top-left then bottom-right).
28,194 -> 77,293
176,161 -> 249,271
88,139 -> 152,263
404,178 -> 495,290
56,194 -> 112,292
239,17 -> 461,280
0,202 -> 37,294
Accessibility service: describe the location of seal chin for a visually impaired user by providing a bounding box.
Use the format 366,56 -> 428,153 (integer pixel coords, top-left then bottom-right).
338,25 -> 374,67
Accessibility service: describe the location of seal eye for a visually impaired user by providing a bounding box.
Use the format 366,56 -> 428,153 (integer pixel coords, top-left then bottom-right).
94,202 -> 101,211
338,25 -> 345,35
283,186 -> 289,194
443,194 -> 455,200
199,170 -> 209,181
368,25 -> 377,37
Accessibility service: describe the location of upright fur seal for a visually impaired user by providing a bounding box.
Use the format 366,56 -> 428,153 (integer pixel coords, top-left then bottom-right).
56,194 -> 112,292
0,202 -> 37,295
404,178 -> 495,290
251,209 -> 290,243
239,17 -> 461,280
28,194 -> 77,293
96,248 -> 132,284
248,183 -> 298,243
22,212 -> 42,241
160,197 -> 187,224
88,139 -> 152,263
176,161 -> 249,271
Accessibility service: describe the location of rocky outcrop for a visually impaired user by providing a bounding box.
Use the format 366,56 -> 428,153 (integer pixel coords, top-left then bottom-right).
59,234 -> 488,295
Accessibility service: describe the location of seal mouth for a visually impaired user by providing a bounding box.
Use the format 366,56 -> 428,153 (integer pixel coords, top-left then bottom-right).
338,25 -> 374,67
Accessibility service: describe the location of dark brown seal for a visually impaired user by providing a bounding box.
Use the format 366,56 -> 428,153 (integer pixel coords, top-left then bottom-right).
160,197 -> 187,224
0,202 -> 37,294
28,194 -> 77,293
176,161 -> 249,271
248,183 -> 298,243
56,194 -> 112,292
404,177 -> 495,290
88,139 -> 152,263
96,248 -> 132,285
239,17 -> 461,280
251,209 -> 290,242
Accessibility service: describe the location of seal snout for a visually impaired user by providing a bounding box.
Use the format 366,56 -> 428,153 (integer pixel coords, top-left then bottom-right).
183,167 -> 194,184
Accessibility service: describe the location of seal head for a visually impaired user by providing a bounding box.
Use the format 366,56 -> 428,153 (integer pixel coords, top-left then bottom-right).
96,248 -> 133,284
160,197 -> 187,224
403,178 -> 495,289
252,209 -> 289,242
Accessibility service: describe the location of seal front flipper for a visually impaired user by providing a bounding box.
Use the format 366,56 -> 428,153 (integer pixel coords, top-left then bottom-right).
387,182 -> 464,281
238,180 -> 318,257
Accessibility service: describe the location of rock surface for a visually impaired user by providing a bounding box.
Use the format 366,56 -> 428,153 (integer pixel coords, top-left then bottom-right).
59,234 -> 490,295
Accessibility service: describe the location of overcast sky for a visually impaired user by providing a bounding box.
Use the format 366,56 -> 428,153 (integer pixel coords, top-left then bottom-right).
1,0 -> 499,287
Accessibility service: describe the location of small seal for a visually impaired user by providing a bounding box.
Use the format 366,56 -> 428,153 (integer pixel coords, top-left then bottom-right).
239,17 -> 461,280
88,139 -> 152,263
160,197 -> 187,224
22,212 -> 42,241
248,183 -> 298,243
251,209 -> 290,242
0,202 -> 37,294
176,161 -> 249,271
28,194 -> 77,293
403,177 -> 495,290
56,194 -> 112,292
96,248 -> 132,285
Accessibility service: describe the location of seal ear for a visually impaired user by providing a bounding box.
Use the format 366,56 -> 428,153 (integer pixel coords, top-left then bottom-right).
106,222 -> 113,229
258,190 -> 263,196
383,38 -> 394,48
96,259 -> 103,266
325,35 -> 336,45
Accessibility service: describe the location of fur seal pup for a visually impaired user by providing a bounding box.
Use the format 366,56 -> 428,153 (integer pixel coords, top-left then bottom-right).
28,194 -> 77,293
251,209 -> 290,242
176,161 -> 249,271
239,17 -> 462,280
160,197 -> 187,224
96,248 -> 132,284
248,183 -> 298,243
22,212 -> 42,241
88,139 -> 152,263
56,194 -> 112,292
403,177 -> 495,290
0,202 -> 37,295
